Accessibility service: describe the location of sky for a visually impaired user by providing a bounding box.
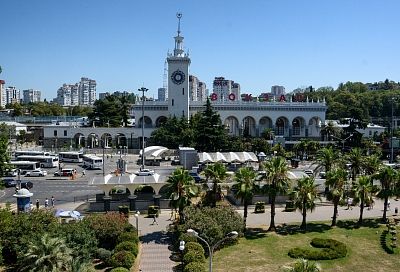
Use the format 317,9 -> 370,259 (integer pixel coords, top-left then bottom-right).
1,0 -> 400,100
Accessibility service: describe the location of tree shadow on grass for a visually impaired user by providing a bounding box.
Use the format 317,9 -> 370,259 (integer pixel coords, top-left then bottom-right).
276,222 -> 331,236
336,218 -> 381,230
245,227 -> 268,240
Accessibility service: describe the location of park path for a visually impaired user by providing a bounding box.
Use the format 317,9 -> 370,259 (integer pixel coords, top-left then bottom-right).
129,212 -> 176,272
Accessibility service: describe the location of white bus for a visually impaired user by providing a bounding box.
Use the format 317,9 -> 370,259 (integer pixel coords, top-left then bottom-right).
14,150 -> 52,158
82,155 -> 103,170
16,155 -> 59,168
59,151 -> 83,163
9,161 -> 41,174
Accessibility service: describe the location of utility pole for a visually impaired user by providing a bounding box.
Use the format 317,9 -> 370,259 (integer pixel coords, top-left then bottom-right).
138,87 -> 148,170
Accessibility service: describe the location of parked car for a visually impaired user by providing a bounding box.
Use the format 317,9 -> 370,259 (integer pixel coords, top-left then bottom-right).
135,169 -> 155,176
189,172 -> 203,183
2,178 -> 17,188
25,169 -> 47,177
20,181 -> 33,189
54,168 -> 74,177
304,169 -> 314,176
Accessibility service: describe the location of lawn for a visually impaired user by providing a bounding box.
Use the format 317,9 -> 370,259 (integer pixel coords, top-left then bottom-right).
212,219 -> 400,272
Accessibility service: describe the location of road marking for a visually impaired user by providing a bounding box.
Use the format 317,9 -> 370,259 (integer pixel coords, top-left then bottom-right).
0,191 -> 6,199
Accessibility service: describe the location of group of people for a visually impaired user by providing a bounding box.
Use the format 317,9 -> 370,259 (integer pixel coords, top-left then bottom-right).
33,196 -> 55,210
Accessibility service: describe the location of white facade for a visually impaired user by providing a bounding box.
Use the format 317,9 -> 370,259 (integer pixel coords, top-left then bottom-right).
5,86 -> 20,104
57,84 -> 79,106
167,14 -> 190,119
78,77 -> 96,105
23,89 -> 41,103
0,80 -> 5,107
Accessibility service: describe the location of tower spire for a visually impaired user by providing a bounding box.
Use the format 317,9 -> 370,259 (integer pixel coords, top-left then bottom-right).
173,12 -> 184,57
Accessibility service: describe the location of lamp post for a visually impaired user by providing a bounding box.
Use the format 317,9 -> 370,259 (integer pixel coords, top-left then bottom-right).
187,229 -> 238,272
330,134 -> 353,151
138,87 -> 148,170
134,211 -> 140,237
179,240 -> 185,271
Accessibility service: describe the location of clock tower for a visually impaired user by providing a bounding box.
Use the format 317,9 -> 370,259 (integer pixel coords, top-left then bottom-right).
167,13 -> 191,119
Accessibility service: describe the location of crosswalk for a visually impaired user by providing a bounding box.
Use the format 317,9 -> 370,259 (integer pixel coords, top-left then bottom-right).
0,202 -> 18,212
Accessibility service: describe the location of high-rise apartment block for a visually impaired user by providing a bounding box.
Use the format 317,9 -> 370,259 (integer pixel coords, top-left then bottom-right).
271,85 -> 285,96
4,86 -> 20,105
23,89 -> 41,103
189,75 -> 207,102
78,77 -> 96,105
0,80 -> 5,107
157,88 -> 166,101
56,77 -> 96,106
212,77 -> 240,101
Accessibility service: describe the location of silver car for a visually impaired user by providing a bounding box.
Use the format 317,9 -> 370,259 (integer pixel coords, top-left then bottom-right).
25,169 -> 48,177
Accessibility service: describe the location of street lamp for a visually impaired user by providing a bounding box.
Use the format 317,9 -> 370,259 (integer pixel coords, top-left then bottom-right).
134,211 -> 140,237
179,240 -> 185,271
187,229 -> 238,272
330,133 -> 353,151
138,87 -> 148,170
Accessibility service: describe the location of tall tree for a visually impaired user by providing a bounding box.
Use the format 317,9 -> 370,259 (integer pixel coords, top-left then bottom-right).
325,168 -> 348,226
165,168 -> 198,222
194,98 -> 228,152
89,95 -> 129,127
203,162 -> 228,207
291,176 -> 320,230
347,148 -> 364,181
352,175 -> 374,224
233,167 -> 257,232
375,166 -> 399,222
18,233 -> 73,272
262,156 -> 290,231
0,124 -> 11,176
363,154 -> 382,175
313,147 -> 339,173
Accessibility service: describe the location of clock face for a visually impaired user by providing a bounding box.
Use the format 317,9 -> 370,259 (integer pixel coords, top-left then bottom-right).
171,70 -> 185,85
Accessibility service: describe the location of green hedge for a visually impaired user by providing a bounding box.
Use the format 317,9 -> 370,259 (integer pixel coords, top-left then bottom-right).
184,261 -> 206,272
117,231 -> 139,245
183,250 -> 206,264
109,268 -> 130,272
114,241 -> 138,257
288,238 -> 347,260
96,248 -> 112,265
183,242 -> 205,256
109,250 -> 136,269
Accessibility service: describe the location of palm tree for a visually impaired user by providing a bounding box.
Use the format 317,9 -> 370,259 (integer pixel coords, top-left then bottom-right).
204,162 -> 228,207
313,147 -> 339,173
325,168 -> 348,227
375,166 -> 399,222
233,167 -> 257,232
262,156 -> 290,231
18,233 -> 73,272
165,168 -> 198,222
363,154 -> 381,175
347,148 -> 364,181
282,258 -> 321,272
321,120 -> 341,141
352,175 -> 374,224
291,176 -> 320,230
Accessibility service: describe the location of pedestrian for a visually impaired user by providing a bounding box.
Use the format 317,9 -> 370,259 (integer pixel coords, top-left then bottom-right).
152,214 -> 158,225
82,169 -> 86,176
44,198 -> 49,208
51,196 -> 55,208
347,197 -> 353,210
36,199 -> 40,210
388,200 -> 391,210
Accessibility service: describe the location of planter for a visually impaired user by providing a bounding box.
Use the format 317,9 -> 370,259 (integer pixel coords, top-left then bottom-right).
118,205 -> 130,217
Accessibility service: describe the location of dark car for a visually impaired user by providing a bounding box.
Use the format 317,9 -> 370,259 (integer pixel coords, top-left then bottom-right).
20,181 -> 33,190
189,172 -> 203,183
2,178 -> 17,188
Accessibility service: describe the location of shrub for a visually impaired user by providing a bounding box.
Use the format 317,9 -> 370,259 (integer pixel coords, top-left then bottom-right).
179,233 -> 198,244
110,267 -> 130,272
96,248 -> 112,264
117,231 -> 139,245
0,243 -> 3,265
183,250 -> 205,264
184,261 -> 206,272
184,242 -> 205,256
109,250 -> 136,269
288,238 -> 347,260
114,241 -> 139,257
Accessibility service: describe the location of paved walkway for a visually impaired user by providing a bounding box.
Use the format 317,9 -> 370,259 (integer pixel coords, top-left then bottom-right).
128,212 -> 177,272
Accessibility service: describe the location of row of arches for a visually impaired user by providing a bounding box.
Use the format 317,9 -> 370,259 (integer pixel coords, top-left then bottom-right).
72,133 -> 130,148
136,115 -> 322,137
